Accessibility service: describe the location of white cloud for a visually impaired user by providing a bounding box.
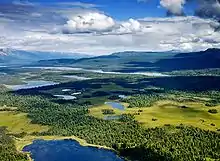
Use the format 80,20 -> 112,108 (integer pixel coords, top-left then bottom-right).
0,4 -> 220,56
61,12 -> 116,34
138,0 -> 185,15
160,0 -> 185,15
115,19 -> 142,34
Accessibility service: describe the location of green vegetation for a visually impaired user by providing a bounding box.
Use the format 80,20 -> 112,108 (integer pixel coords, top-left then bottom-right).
0,87 -> 219,161
0,111 -> 48,134
102,109 -> 115,115
124,94 -> 161,108
0,127 -> 29,161
1,68 -> 220,161
90,100 -> 220,131
166,68 -> 220,76
119,125 -> 220,161
208,109 -> 218,114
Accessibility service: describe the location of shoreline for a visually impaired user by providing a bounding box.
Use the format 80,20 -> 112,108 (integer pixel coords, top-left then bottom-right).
15,135 -> 114,161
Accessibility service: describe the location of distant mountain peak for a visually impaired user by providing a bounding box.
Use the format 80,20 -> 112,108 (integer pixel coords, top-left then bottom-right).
205,48 -> 220,52
0,48 -> 90,65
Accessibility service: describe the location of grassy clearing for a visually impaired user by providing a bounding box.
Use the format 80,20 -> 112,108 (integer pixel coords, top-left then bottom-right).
0,111 -> 49,134
133,101 -> 220,131
89,100 -> 220,131
88,104 -> 125,119
0,109 -> 111,154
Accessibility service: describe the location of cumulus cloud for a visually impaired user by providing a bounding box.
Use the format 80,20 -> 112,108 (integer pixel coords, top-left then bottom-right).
160,0 -> 186,15
1,2 -> 220,55
61,12 -> 115,34
59,13 -> 145,35
116,19 -> 142,34
1,14 -> 220,55
138,0 -> 185,15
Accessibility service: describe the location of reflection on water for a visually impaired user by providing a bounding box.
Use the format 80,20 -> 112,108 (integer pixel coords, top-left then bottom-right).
63,75 -> 91,80
105,102 -> 125,111
23,139 -> 124,161
54,95 -> 77,100
6,80 -> 58,90
118,95 -> 127,99
23,66 -> 169,77
62,89 -> 71,92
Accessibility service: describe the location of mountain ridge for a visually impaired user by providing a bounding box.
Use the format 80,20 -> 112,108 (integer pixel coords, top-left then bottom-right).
35,48 -> 220,72
0,48 -> 91,65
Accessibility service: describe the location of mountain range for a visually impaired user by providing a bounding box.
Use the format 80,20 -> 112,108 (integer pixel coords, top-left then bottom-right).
0,48 -> 90,65
1,48 -> 220,73
33,48 -> 220,72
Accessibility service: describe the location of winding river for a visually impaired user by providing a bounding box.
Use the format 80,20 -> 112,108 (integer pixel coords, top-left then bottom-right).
23,66 -> 169,77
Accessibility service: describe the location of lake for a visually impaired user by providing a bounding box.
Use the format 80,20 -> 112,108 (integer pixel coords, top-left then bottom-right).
105,102 -> 125,110
6,80 -> 58,90
54,95 -> 77,100
23,139 -> 124,161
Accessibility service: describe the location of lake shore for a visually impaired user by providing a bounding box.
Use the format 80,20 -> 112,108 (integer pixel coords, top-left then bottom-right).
15,134 -> 114,161
15,135 -> 112,152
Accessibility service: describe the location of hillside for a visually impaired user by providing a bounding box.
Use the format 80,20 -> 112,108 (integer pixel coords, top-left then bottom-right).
35,48 -> 220,72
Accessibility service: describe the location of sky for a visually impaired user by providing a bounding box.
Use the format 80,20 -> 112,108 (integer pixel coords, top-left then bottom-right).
0,0 -> 220,55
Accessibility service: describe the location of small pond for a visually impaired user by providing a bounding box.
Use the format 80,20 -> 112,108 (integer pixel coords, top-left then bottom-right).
63,75 -> 91,80
23,139 -> 124,161
105,102 -> 125,111
54,95 -> 77,100
118,95 -> 128,99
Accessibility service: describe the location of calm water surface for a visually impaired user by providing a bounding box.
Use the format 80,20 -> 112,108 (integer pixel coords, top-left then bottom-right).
24,66 -> 169,77
6,80 -> 58,90
105,102 -> 125,110
23,139 -> 124,161
63,75 -> 91,80
54,95 -> 77,100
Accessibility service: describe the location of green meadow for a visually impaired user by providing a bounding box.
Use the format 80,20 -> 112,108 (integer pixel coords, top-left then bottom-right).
0,110 -> 49,134
89,100 -> 220,131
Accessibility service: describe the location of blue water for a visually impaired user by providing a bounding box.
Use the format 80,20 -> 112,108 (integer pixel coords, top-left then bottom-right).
63,75 -> 91,80
7,80 -> 58,90
54,95 -> 77,100
105,102 -> 125,110
23,139 -> 124,161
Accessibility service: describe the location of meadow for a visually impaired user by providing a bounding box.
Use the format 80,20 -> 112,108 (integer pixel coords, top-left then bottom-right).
90,100 -> 220,131
0,110 -> 48,134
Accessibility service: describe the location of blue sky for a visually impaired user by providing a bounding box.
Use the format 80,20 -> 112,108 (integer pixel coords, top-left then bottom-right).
0,0 -> 219,55
0,0 -> 197,19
